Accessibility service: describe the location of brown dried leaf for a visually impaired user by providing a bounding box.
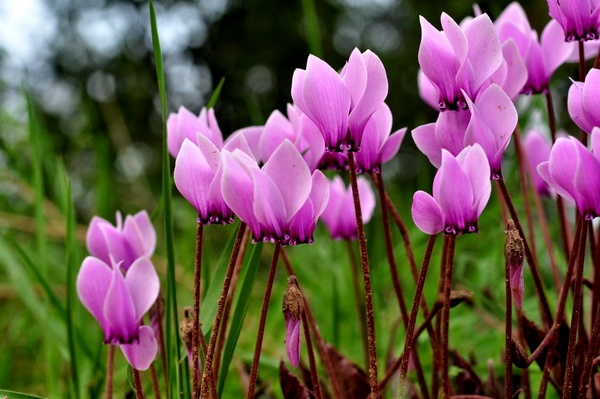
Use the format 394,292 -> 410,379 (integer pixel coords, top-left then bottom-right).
325,344 -> 371,398
280,360 -> 314,399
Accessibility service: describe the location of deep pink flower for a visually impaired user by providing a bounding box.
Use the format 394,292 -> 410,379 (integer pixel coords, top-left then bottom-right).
538,128 -> 600,219
320,176 -> 376,240
167,106 -> 223,157
86,211 -> 156,272
418,13 -> 502,110
568,68 -> 600,133
77,256 -> 159,370
547,0 -> 600,41
174,135 -> 234,225
221,140 -> 329,245
411,145 -> 491,235
413,84 -> 517,179
292,48 -> 388,152
522,129 -> 554,197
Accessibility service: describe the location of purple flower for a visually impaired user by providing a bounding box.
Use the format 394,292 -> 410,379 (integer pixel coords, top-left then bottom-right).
320,176 -> 376,240
411,144 -> 491,235
221,139 -> 329,245
538,128 -> 600,219
77,256 -> 159,370
568,68 -> 600,133
167,106 -> 223,157
413,84 -> 517,179
418,13 -> 502,110
174,135 -> 235,225
522,129 -> 555,197
547,0 -> 600,41
292,48 -> 388,152
86,211 -> 156,272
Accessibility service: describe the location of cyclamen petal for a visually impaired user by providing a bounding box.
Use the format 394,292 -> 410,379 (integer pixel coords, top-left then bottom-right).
77,257 -> 113,336
411,191 -> 444,235
120,325 -> 158,371
124,257 -> 160,325
167,106 -> 224,157
103,265 -> 138,344
547,0 -> 600,41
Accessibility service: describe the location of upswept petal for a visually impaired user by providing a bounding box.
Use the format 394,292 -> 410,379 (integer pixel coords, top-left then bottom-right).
299,115 -> 325,171
103,265 -> 138,344
167,113 -> 180,157
541,20 -> 575,77
380,128 -> 407,165
347,50 -> 389,146
195,133 -> 222,174
291,69 -> 307,112
411,191 -> 444,235
568,81 -> 594,133
435,108 -> 470,157
593,127 -> 600,161
86,217 -> 111,265
412,123 -> 442,167
262,140 -> 312,219
320,176 -> 346,238
120,325 -> 158,371
252,170 -> 286,241
523,130 -> 553,196
309,170 -> 330,220
496,2 -> 531,32
260,110 -> 297,162
458,145 -> 491,218
417,70 -> 440,109
357,177 -> 376,224
547,138 -> 581,203
354,111 -> 381,172
130,211 -> 156,257
223,130 -> 259,161
125,257 -> 160,324
582,69 -> 600,127
463,14 -> 503,91
496,39 -> 527,99
418,16 -> 461,108
206,108 -> 224,149
99,224 -> 134,269
341,48 -> 367,108
434,150 -> 474,232
300,55 -> 351,151
573,141 -> 600,217
174,139 -> 216,217
287,200 -> 315,245
77,256 -> 113,333
441,13 -> 468,63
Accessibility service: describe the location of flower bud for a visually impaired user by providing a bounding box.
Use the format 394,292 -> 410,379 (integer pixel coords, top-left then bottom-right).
505,220 -> 525,309
282,276 -> 304,368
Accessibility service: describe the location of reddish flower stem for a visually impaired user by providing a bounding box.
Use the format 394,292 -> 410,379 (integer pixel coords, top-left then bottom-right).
301,297 -> 323,399
346,240 -> 369,366
347,152 -> 379,398
200,222 -> 247,399
105,344 -> 114,399
247,242 -> 281,399
562,219 -> 589,399
398,234 -> 437,397
441,235 -> 456,399
133,369 -> 145,399
192,222 -> 204,399
578,303 -> 600,397
280,249 -> 345,399
150,364 -> 162,399
505,238 -> 513,399
495,179 -> 553,328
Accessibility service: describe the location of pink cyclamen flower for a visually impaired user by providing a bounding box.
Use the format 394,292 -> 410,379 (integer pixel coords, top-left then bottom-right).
320,176 -> 376,240
174,134 -> 235,225
221,139 -> 329,245
496,3 -> 579,94
411,144 -> 491,235
547,0 -> 600,41
568,68 -> 600,133
292,48 -> 388,152
413,84 -> 517,179
538,128 -> 600,219
86,211 -> 156,272
167,106 -> 224,157
418,12 -> 502,110
522,130 -> 554,197
77,256 -> 159,370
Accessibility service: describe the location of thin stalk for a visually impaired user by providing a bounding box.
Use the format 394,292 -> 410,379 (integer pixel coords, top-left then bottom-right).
280,249 -> 345,398
150,364 -> 162,399
247,242 -> 281,399
592,224 -> 600,323
579,40 -> 587,83
516,312 -> 531,399
346,240 -> 369,366
545,90 -> 571,258
441,235 -> 456,399
302,298 -> 323,399
505,241 -> 513,399
375,171 -> 429,399
155,296 -> 169,397
192,223 -> 204,399
399,235 -> 437,397
214,228 -> 250,381
347,152 -> 379,398
562,219 -> 589,399
106,345 -> 115,399
511,129 -> 536,256
538,217 -> 585,396
496,179 -> 553,328
133,369 -> 145,399
580,305 -> 600,398
433,236 -> 450,399
200,222 -> 247,399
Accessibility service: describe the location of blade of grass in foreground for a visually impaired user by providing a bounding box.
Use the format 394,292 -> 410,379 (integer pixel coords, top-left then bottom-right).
301,0 -> 323,57
206,77 -> 225,109
0,389 -> 46,399
217,243 -> 263,393
148,0 -> 183,397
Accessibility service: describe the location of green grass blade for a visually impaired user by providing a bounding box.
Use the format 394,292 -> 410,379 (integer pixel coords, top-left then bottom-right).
148,0 -> 183,396
301,0 -> 323,57
206,77 -> 225,109
199,226 -> 238,336
0,389 -> 46,399
217,243 -> 262,393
